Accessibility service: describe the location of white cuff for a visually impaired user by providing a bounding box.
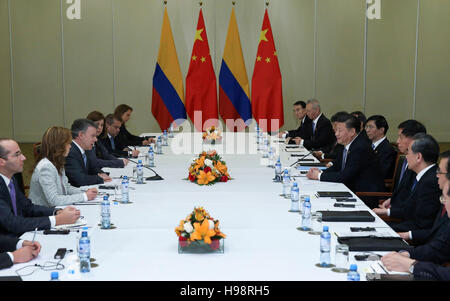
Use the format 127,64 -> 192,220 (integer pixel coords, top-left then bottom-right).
317,170 -> 323,181
49,216 -> 56,228
321,153 -> 325,159
7,252 -> 14,263
83,193 -> 88,202
387,209 -> 390,217
300,140 -> 304,147
16,240 -> 23,250
409,231 -> 412,240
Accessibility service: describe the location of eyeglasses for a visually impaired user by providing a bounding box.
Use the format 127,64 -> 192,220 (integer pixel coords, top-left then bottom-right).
436,168 -> 447,175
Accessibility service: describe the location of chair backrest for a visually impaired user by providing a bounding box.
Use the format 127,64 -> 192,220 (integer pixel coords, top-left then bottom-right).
385,152 -> 403,192
32,142 -> 41,161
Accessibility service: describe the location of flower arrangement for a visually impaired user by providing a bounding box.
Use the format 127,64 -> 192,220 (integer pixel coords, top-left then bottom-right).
187,150 -> 231,185
202,126 -> 222,144
175,207 -> 226,253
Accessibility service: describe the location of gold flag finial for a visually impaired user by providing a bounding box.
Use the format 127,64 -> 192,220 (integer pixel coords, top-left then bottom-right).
164,0 -> 167,5
199,1 -> 203,6
232,1 -> 236,6
266,1 -> 269,7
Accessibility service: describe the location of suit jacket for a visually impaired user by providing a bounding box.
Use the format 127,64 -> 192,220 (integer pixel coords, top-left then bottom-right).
287,116 -> 312,139
0,234 -> 19,270
29,158 -> 85,207
391,161 -> 417,209
324,143 -> 344,160
0,176 -> 53,237
411,204 -> 449,245
92,141 -> 125,169
406,219 -> 450,265
100,135 -> 128,158
373,138 -> 397,179
320,133 -> 385,193
389,165 -> 441,233
300,114 -> 336,153
64,142 -> 104,187
414,261 -> 450,281
117,124 -> 145,147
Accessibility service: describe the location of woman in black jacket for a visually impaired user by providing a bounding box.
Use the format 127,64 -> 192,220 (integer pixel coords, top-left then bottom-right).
114,104 -> 154,147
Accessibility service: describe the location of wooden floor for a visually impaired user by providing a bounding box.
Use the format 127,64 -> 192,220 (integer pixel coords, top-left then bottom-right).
18,142 -> 450,187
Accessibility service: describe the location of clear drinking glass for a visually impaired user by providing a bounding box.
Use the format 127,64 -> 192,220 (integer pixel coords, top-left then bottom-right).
333,244 -> 349,273
308,212 -> 323,235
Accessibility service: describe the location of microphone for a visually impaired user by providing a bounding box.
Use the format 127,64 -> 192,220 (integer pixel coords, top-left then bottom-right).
127,158 -> 164,181
289,149 -> 316,167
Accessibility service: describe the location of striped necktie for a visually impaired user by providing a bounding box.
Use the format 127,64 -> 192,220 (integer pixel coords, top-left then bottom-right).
341,148 -> 348,171
399,159 -> 408,183
82,153 -> 87,168
8,181 -> 18,216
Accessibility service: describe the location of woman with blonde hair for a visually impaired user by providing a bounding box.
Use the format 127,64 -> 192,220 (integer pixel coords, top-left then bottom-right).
29,126 -> 98,207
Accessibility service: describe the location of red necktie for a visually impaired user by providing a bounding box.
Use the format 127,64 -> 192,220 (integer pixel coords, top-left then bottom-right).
441,206 -> 447,217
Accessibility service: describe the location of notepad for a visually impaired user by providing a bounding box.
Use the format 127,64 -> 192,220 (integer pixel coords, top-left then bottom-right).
53,219 -> 87,230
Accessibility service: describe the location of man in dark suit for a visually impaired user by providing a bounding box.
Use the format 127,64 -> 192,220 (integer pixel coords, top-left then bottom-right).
373,133 -> 441,233
290,99 -> 336,154
381,177 -> 450,280
65,119 -> 112,187
365,115 -> 397,179
1,234 -> 41,270
306,113 -> 385,207
0,139 -> 80,236
279,101 -> 311,139
351,111 -> 370,143
378,119 -> 427,210
100,114 -> 139,159
312,111 -> 347,161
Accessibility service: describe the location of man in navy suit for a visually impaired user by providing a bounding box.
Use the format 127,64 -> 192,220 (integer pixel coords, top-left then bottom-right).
306,113 -> 385,207
290,99 -> 336,154
279,100 -> 311,140
382,174 -> 450,280
0,139 -> 80,236
100,114 -> 139,159
374,133 -> 441,234
65,119 -> 112,187
365,115 -> 397,179
1,234 -> 41,270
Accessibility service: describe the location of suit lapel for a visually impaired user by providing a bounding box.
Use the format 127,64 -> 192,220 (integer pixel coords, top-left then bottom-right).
72,142 -> 87,173
0,176 -> 16,215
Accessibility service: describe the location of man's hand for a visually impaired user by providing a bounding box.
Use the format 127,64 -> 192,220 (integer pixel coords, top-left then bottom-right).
397,232 -> 410,240
22,240 -> 42,254
312,151 -> 323,160
142,139 -> 150,146
131,150 -> 140,158
12,246 -> 40,263
292,137 -> 302,145
306,168 -> 321,180
55,206 -> 80,225
86,188 -> 98,200
373,208 -> 388,216
98,173 -> 112,182
381,252 -> 415,273
379,198 -> 391,209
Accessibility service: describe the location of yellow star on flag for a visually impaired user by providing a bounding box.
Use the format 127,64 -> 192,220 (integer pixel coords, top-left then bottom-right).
201,57 -> 206,63
274,51 -> 277,56
265,57 -> 271,63
256,56 -> 262,62
192,55 -> 197,61
259,29 -> 268,43
195,28 -> 204,42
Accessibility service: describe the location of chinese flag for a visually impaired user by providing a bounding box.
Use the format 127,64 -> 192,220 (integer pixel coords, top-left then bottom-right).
186,8 -> 218,132
251,9 -> 284,133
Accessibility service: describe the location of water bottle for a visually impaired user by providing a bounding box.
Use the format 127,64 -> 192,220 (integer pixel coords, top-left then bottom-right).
121,176 -> 129,203
274,158 -> 282,181
79,231 -> 91,273
320,226 -> 331,267
262,138 -> 269,158
282,170 -> 291,197
169,123 -> 174,138
147,146 -> 155,167
347,264 -> 360,281
136,160 -> 144,184
163,130 -> 168,146
156,136 -> 162,154
268,147 -> 275,167
101,195 -> 111,229
301,197 -> 311,230
290,182 -> 300,211
50,271 -> 60,281
255,124 -> 260,139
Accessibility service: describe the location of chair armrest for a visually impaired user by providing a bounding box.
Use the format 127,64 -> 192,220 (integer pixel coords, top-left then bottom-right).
355,192 -> 393,198
379,216 -> 402,223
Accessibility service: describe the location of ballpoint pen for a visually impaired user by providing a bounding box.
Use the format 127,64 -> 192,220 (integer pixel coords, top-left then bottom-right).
31,227 -> 37,243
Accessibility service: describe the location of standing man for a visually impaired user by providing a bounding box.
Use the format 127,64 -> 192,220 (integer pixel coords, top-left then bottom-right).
365,115 -> 397,179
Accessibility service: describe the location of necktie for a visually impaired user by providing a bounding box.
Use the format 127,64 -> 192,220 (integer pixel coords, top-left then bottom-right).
441,205 -> 447,217
399,159 -> 408,183
372,144 -> 376,150
312,122 -> 316,135
411,178 -> 418,192
82,153 -> 87,168
341,148 -> 348,172
110,136 -> 115,150
8,181 -> 18,216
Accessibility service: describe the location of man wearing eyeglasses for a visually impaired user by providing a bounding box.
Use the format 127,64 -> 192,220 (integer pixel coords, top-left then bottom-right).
0,139 -> 80,237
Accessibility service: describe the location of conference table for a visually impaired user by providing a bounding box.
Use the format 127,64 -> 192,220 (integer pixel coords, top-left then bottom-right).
0,132 -> 402,281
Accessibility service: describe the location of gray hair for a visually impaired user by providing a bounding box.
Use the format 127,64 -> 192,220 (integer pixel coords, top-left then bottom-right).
410,133 -> 440,164
306,98 -> 321,110
71,119 -> 97,139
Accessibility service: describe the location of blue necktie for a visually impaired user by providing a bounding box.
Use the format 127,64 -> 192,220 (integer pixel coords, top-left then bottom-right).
82,153 -> 87,168
341,148 -> 348,171
110,136 -> 115,151
8,181 -> 18,216
312,122 -> 316,135
411,178 -> 418,192
399,159 -> 408,183
372,144 -> 376,150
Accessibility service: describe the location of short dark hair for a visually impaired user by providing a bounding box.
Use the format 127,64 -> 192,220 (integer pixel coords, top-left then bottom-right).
105,114 -> 121,126
71,119 -> 97,139
330,111 -> 349,123
410,133 -> 439,164
293,101 -> 306,109
440,150 -> 450,175
398,120 -> 427,137
351,111 -> 367,125
367,115 -> 389,135
336,113 -> 361,134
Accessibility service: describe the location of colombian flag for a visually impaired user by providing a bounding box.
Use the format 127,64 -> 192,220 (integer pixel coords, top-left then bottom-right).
251,9 -> 284,133
152,6 -> 186,131
219,7 -> 252,132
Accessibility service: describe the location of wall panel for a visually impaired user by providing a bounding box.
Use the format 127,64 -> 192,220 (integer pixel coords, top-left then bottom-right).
0,0 -> 13,138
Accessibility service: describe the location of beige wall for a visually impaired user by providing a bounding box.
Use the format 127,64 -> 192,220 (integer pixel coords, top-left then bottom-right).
0,0 -> 449,142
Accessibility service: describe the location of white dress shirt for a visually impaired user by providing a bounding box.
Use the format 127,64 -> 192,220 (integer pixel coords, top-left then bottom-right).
300,113 -> 322,147
372,136 -> 387,150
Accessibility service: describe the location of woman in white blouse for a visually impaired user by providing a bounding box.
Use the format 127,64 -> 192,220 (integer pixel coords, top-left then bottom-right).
29,126 -> 98,207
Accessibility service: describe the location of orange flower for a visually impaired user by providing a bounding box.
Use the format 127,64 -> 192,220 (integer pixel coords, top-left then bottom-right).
214,220 -> 227,238
175,220 -> 185,236
190,219 -> 216,244
194,156 -> 206,171
214,161 -> 228,176
197,170 -> 216,185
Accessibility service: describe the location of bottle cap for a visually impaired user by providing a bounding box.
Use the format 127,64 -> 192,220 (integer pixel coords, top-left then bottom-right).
138,160 -> 142,163
82,226 -> 88,230
293,182 -> 298,187
350,264 -> 357,271
103,195 -> 108,200
284,169 -> 288,174
81,231 -> 88,237
149,146 -> 153,150
51,271 -> 59,279
323,226 -> 329,232
123,176 -> 128,179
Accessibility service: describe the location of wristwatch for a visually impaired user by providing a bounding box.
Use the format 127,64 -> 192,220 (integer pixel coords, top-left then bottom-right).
408,260 -> 417,274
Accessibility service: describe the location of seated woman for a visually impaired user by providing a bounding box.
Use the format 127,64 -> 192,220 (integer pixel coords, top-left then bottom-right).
29,126 -> 98,207
86,111 -> 128,168
114,104 -> 154,147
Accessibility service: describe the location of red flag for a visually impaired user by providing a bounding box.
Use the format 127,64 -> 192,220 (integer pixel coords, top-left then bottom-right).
251,9 -> 284,133
186,9 -> 218,132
